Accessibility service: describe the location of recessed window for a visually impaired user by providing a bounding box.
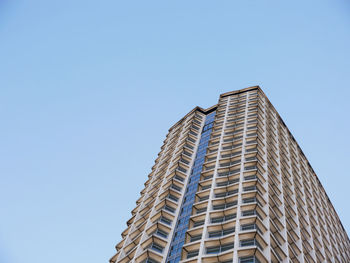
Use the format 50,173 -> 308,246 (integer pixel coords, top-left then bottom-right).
141,258 -> 160,263
155,228 -> 168,238
149,242 -> 164,253
206,242 -> 234,254
211,213 -> 236,223
213,201 -> 237,210
190,234 -> 202,242
160,216 -> 172,225
209,227 -> 235,238
242,210 -> 256,217
187,250 -> 199,258
193,220 -> 204,228
241,224 -> 258,232
239,256 -> 260,263
240,239 -> 262,250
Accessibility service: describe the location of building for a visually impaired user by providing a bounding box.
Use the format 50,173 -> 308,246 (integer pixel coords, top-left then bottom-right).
110,86 -> 350,263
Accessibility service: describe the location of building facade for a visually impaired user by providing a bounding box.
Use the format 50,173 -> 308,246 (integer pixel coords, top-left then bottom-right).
110,86 -> 350,263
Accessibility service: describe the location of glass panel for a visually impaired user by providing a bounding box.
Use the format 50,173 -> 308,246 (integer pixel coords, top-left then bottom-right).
166,112 -> 216,263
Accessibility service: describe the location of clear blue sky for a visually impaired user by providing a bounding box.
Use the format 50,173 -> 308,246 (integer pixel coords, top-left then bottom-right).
1,1 -> 349,263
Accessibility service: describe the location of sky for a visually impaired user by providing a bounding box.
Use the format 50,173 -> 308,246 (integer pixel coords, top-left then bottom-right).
1,1 -> 350,263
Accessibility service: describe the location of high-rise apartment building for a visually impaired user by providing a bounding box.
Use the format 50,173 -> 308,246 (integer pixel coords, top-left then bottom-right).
110,86 -> 350,263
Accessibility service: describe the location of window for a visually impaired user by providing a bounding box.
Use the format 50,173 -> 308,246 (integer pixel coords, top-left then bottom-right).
160,216 -> 172,225
192,124 -> 200,131
164,205 -> 175,213
241,224 -> 257,231
180,143 -> 194,151
240,239 -> 262,249
202,184 -> 211,190
196,207 -> 207,214
168,194 -> 178,202
217,178 -> 239,187
149,242 -> 164,253
206,246 -> 220,254
242,197 -> 257,204
245,156 -> 257,162
206,242 -> 234,254
239,256 -> 260,263
208,230 -> 222,238
203,175 -> 213,180
213,201 -> 237,210
190,234 -> 202,242
220,161 -> 240,168
175,174 -> 184,182
218,170 -> 239,177
180,158 -> 190,165
207,157 -> 216,162
245,147 -> 257,152
244,165 -> 257,171
221,242 -> 235,251
193,220 -> 204,228
182,151 -> 192,158
222,143 -> 242,150
240,239 -> 255,247
187,250 -> 199,258
209,227 -> 235,238
243,186 -> 256,192
215,189 -> 238,198
222,227 -> 235,236
141,258 -> 160,263
193,119 -> 201,125
211,217 -> 223,223
242,210 -> 256,217
155,229 -> 168,238
211,213 -> 236,223
221,151 -> 241,158
199,195 -> 209,202
244,175 -> 257,181
246,133 -> 257,137
247,126 -> 257,130
171,184 -> 182,192
177,166 -> 187,173
215,192 -> 226,198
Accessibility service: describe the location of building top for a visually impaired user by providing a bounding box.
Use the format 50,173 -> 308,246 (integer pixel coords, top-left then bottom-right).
166,85 -> 348,235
